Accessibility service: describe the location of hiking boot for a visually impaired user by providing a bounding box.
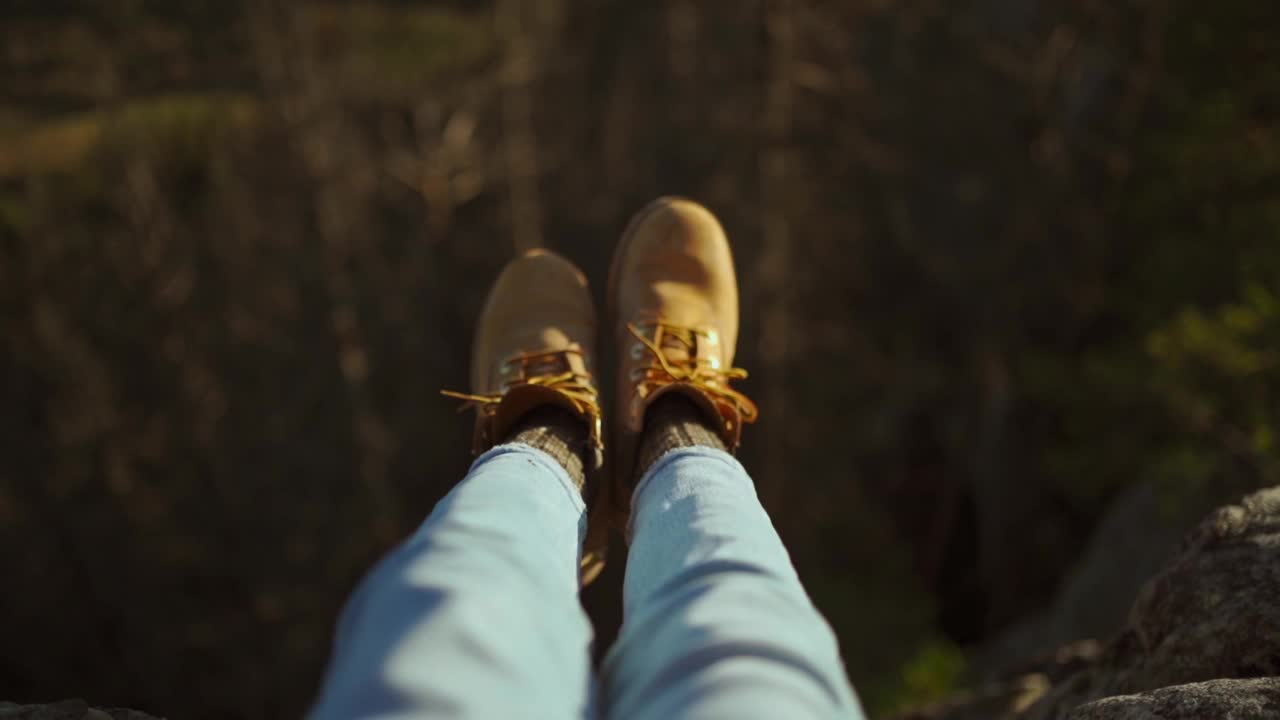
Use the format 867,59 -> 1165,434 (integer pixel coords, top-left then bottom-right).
442,249 -> 607,581
601,197 -> 759,526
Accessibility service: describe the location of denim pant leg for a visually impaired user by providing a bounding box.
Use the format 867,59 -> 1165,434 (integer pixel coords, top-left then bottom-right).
309,444 -> 596,720
601,447 -> 865,720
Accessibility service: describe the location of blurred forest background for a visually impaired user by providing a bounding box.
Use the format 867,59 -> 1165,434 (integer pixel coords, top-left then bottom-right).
1,0 -> 1278,718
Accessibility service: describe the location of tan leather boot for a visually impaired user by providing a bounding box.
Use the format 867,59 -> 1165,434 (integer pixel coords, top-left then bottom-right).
601,196 -> 759,526
442,249 -> 608,581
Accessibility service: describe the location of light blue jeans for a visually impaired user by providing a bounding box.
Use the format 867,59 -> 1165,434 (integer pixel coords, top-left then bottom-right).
310,444 -> 865,719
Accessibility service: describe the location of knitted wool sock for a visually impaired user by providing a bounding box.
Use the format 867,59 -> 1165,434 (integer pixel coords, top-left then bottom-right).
634,394 -> 727,488
505,406 -> 588,491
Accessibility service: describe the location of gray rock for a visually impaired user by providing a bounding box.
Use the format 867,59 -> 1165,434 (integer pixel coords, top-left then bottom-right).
1067,678 -> 1280,719
1026,486 -> 1280,719
901,486 -> 1280,720
1129,487 -> 1280,687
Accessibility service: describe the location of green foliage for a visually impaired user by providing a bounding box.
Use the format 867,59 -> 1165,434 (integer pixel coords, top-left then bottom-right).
0,93 -> 255,179
805,514 -> 943,714
897,639 -> 968,710
1145,288 -> 1280,500
1016,0 -> 1280,524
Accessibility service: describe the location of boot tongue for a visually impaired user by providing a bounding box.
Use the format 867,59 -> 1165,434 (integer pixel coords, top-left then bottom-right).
654,326 -> 696,366
523,346 -> 588,378
659,339 -> 692,365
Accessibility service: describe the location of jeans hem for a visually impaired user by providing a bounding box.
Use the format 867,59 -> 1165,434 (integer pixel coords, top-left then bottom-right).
627,446 -> 746,541
474,443 -> 588,514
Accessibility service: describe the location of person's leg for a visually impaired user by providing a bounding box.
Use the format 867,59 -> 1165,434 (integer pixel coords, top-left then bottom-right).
600,402 -> 865,720
311,248 -> 605,719
310,426 -> 594,719
309,437 -> 594,719
600,198 -> 864,718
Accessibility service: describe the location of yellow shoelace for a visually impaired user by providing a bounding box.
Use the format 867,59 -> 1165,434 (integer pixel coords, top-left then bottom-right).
441,347 -> 604,459
627,322 -> 759,428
